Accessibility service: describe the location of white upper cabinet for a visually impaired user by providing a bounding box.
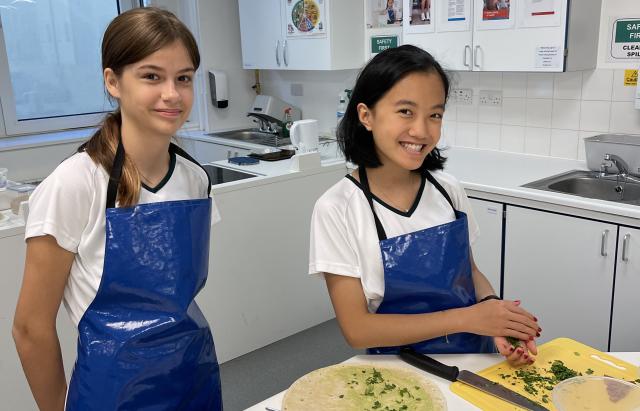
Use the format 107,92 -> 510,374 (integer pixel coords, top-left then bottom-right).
238,0 -> 364,70
402,0 -> 602,72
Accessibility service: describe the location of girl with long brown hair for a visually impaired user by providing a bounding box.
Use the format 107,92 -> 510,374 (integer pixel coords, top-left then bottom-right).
13,7 -> 222,410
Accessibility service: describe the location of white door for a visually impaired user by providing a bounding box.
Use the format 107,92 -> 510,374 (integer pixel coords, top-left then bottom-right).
402,0 -> 473,71
610,227 -> 640,352
468,198 -> 503,295
503,206 -> 616,351
471,0 -> 568,72
281,37 -> 332,70
238,0 -> 283,69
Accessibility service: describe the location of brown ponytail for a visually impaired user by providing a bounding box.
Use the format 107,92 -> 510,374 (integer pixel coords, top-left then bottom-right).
82,7 -> 200,207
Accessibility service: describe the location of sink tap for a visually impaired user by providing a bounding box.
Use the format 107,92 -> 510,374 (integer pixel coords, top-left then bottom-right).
603,153 -> 629,176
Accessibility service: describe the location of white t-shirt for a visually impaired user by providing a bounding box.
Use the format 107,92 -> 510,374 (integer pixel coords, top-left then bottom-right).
25,150 -> 221,327
309,170 -> 479,313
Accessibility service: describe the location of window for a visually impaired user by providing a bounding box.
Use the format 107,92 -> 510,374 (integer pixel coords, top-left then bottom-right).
0,0 -> 202,137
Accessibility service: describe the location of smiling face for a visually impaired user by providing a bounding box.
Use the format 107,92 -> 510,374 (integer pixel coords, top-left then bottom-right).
357,71 -> 446,173
104,40 -> 195,139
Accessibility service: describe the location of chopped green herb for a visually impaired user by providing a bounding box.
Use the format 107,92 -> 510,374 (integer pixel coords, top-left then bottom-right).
372,400 -> 382,409
574,352 -> 580,356
506,336 -> 521,348
585,368 -> 594,375
338,394 -> 344,398
364,385 -> 374,396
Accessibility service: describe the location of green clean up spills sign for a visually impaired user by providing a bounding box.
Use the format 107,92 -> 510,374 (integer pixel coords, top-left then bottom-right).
611,18 -> 640,59
371,35 -> 398,54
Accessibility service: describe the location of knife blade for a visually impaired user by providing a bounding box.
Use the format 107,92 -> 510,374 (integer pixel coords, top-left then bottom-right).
399,348 -> 549,411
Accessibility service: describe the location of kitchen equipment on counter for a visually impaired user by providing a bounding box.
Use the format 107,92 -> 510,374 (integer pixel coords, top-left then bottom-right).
450,338 -> 640,411
585,134 -> 640,177
248,95 -> 301,128
400,348 -> 548,411
200,164 -> 259,185
552,375 -> 640,411
289,119 -> 318,153
248,149 -> 295,162
228,156 -> 259,166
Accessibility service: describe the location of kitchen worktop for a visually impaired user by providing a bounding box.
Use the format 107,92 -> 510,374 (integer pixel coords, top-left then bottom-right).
247,352 -> 640,411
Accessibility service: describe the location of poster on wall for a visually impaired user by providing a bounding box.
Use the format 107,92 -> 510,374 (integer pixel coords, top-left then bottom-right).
285,0 -> 327,38
608,17 -> 640,62
367,0 -> 403,28
519,0 -> 562,28
474,0 -> 515,30
438,0 -> 471,32
403,0 -> 435,34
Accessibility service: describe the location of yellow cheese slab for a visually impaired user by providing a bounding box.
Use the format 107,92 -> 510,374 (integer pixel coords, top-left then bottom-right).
450,338 -> 639,410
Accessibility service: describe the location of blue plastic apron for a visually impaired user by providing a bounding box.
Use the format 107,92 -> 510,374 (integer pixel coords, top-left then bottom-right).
358,167 -> 494,355
66,141 -> 222,410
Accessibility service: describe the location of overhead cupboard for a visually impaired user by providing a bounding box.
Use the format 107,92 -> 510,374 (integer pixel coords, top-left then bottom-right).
401,0 -> 602,71
237,0 -> 364,70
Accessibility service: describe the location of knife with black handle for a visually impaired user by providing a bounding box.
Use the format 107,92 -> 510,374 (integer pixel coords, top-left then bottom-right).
399,348 -> 550,411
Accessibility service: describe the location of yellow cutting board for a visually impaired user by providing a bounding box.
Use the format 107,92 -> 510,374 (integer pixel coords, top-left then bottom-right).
450,338 -> 639,410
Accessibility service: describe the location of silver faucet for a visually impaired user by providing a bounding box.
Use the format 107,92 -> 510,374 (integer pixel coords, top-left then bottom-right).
248,114 -> 280,134
602,153 -> 629,176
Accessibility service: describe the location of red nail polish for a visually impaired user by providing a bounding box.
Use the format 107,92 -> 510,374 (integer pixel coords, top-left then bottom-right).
536,332 -> 540,337
509,346 -> 514,351
524,354 -> 529,359
534,317 -> 538,321
515,300 -> 521,304
538,327 -> 542,332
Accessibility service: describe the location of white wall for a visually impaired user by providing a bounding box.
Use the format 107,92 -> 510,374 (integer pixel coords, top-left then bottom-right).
195,0 -> 255,133
258,0 -> 640,161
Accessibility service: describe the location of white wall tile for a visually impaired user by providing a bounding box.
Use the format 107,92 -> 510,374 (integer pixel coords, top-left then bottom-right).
452,71 -> 480,89
527,73 -> 554,99
551,99 -> 581,130
525,127 -> 551,156
501,97 -> 526,126
550,129 -> 579,159
443,103 -> 457,122
553,71 -> 582,100
581,69 -> 613,101
500,125 -> 526,153
611,69 -> 636,102
456,122 -> 478,148
579,100 -> 611,132
526,99 -> 553,128
478,72 -> 502,90
477,124 -> 501,150
478,105 -> 501,124
502,73 -> 527,98
441,120 -> 457,147
457,102 -> 478,123
609,101 -> 640,134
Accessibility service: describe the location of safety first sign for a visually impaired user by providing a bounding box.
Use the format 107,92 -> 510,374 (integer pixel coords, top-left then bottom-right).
611,18 -> 640,59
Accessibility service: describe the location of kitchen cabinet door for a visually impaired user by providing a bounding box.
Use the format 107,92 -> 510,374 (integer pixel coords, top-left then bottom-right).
503,206 -> 616,351
238,0 -> 282,69
468,198 -> 503,295
610,227 -> 640,352
402,0 -> 472,71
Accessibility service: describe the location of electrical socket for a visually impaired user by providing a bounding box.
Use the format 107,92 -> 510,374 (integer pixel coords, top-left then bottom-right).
451,88 -> 473,105
290,83 -> 304,97
478,89 -> 502,106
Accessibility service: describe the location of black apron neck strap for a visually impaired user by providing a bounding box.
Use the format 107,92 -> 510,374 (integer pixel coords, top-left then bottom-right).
423,171 -> 456,212
169,143 -> 212,198
358,167 -> 388,241
105,140 -> 211,210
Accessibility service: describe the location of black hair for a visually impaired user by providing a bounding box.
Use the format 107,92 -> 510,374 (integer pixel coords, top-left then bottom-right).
338,44 -> 449,172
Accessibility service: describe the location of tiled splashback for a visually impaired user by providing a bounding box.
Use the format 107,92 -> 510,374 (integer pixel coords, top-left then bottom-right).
443,69 -> 640,160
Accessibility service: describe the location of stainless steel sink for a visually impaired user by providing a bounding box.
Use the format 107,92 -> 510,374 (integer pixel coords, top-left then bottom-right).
207,128 -> 291,147
523,170 -> 640,205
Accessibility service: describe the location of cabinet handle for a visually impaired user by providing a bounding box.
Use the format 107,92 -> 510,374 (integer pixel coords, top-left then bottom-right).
227,150 -> 231,159
275,40 -> 281,66
622,233 -> 631,262
601,229 -> 609,257
473,45 -> 481,69
464,45 -> 471,69
234,151 -> 239,157
283,39 -> 288,67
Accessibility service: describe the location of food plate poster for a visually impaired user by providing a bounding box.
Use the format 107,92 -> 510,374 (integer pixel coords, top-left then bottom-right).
285,0 -> 327,38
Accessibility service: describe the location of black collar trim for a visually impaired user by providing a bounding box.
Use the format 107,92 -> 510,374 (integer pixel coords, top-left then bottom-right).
142,149 -> 176,193
345,173 -> 426,218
